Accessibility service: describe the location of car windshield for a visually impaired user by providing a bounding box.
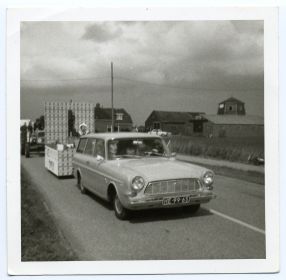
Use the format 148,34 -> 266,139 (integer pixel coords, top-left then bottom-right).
107,137 -> 169,160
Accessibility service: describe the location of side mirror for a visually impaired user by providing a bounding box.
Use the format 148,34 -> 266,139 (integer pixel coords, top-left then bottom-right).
96,155 -> 104,161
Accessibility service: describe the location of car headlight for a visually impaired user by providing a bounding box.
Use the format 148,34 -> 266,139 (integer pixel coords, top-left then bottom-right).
203,171 -> 214,185
131,176 -> 145,191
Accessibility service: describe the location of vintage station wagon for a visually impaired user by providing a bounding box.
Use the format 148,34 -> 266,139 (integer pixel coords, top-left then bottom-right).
73,133 -> 216,219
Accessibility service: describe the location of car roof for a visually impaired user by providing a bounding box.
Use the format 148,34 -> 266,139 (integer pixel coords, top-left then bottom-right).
82,132 -> 160,140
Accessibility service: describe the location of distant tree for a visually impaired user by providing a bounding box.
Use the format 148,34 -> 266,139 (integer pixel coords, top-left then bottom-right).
21,123 -> 27,133
20,124 -> 27,155
34,115 -> 45,131
39,115 -> 45,130
27,122 -> 33,133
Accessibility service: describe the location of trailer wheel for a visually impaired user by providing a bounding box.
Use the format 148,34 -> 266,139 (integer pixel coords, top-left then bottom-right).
21,143 -> 25,155
25,143 -> 30,158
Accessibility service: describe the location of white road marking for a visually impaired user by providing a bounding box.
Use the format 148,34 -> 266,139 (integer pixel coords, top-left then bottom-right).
209,208 -> 265,235
42,201 -> 50,213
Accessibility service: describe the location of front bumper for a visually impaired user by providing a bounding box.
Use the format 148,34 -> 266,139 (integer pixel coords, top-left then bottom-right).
122,191 -> 216,210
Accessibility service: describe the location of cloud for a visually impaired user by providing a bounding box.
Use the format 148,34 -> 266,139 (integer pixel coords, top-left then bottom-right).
82,23 -> 122,42
21,21 -> 263,88
119,21 -> 264,91
21,21 -> 264,124
230,20 -> 263,35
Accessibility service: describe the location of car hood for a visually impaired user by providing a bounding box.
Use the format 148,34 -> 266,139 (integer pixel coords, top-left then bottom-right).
108,157 -> 208,181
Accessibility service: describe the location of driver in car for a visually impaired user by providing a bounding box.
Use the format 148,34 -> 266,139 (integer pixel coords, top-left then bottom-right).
126,145 -> 136,156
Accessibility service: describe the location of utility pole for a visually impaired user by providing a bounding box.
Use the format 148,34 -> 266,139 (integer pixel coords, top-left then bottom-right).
111,62 -> 114,133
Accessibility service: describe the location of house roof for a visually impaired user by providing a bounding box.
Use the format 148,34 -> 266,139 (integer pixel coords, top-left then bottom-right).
220,97 -> 245,104
94,107 -> 133,123
204,114 -> 264,125
150,110 -> 205,123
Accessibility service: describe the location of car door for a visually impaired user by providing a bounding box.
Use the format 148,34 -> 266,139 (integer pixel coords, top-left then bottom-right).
81,138 -> 96,191
89,138 -> 108,198
74,137 -> 88,185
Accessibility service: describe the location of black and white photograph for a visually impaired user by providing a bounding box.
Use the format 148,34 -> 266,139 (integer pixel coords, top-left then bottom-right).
6,7 -> 279,275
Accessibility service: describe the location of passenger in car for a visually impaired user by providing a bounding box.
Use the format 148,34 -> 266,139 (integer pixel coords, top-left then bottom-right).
108,141 -> 118,159
94,140 -> 105,158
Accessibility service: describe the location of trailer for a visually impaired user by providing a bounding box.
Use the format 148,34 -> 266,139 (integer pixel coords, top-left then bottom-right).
45,144 -> 74,177
44,101 -> 94,177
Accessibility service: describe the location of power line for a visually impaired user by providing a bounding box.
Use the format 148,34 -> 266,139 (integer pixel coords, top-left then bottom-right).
115,76 -> 263,92
20,75 -> 263,93
20,76 -> 109,82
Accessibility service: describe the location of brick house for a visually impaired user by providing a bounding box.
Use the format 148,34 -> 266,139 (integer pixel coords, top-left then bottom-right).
145,110 -> 206,136
94,103 -> 133,132
204,97 -> 264,138
203,115 -> 264,138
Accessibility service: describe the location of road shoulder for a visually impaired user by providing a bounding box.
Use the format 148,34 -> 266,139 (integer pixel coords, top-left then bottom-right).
21,166 -> 78,261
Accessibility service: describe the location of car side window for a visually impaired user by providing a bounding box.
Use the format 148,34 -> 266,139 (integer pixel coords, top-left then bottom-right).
84,138 -> 96,156
77,138 -> 87,153
93,139 -> 105,158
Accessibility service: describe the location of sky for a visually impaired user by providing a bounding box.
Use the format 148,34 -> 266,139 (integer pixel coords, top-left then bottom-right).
21,21 -> 264,126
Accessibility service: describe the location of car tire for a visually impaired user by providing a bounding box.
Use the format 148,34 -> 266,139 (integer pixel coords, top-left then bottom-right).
187,204 -> 200,213
77,175 -> 86,194
113,193 -> 129,220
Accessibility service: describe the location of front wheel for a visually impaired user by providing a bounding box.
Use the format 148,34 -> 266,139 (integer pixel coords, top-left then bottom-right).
113,193 -> 129,220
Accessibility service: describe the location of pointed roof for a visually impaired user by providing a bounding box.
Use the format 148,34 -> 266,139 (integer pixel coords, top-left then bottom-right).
220,97 -> 245,104
94,107 -> 133,123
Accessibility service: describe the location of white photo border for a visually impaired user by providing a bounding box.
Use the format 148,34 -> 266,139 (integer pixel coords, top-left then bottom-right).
6,7 -> 279,275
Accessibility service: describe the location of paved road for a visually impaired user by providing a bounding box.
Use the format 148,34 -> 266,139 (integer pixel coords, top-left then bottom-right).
21,155 -> 265,260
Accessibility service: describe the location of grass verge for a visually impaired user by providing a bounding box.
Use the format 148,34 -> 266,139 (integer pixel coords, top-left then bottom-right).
21,167 -> 78,261
183,161 -> 264,185
170,135 -> 264,164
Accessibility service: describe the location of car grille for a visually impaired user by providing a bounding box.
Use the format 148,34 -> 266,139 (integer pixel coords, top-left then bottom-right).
144,178 -> 201,195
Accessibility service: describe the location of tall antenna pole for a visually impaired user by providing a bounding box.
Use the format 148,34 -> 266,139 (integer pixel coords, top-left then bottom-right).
111,62 -> 114,133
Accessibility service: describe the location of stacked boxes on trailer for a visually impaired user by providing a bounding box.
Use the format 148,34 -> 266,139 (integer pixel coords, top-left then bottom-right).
45,102 -> 69,144
44,101 -> 95,177
45,101 -> 95,142
45,144 -> 74,176
70,102 -> 95,134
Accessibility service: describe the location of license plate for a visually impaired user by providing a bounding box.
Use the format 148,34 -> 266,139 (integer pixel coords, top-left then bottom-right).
162,194 -> 197,206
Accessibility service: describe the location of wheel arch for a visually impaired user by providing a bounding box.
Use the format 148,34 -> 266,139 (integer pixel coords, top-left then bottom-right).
107,182 -> 118,202
76,168 -> 82,184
